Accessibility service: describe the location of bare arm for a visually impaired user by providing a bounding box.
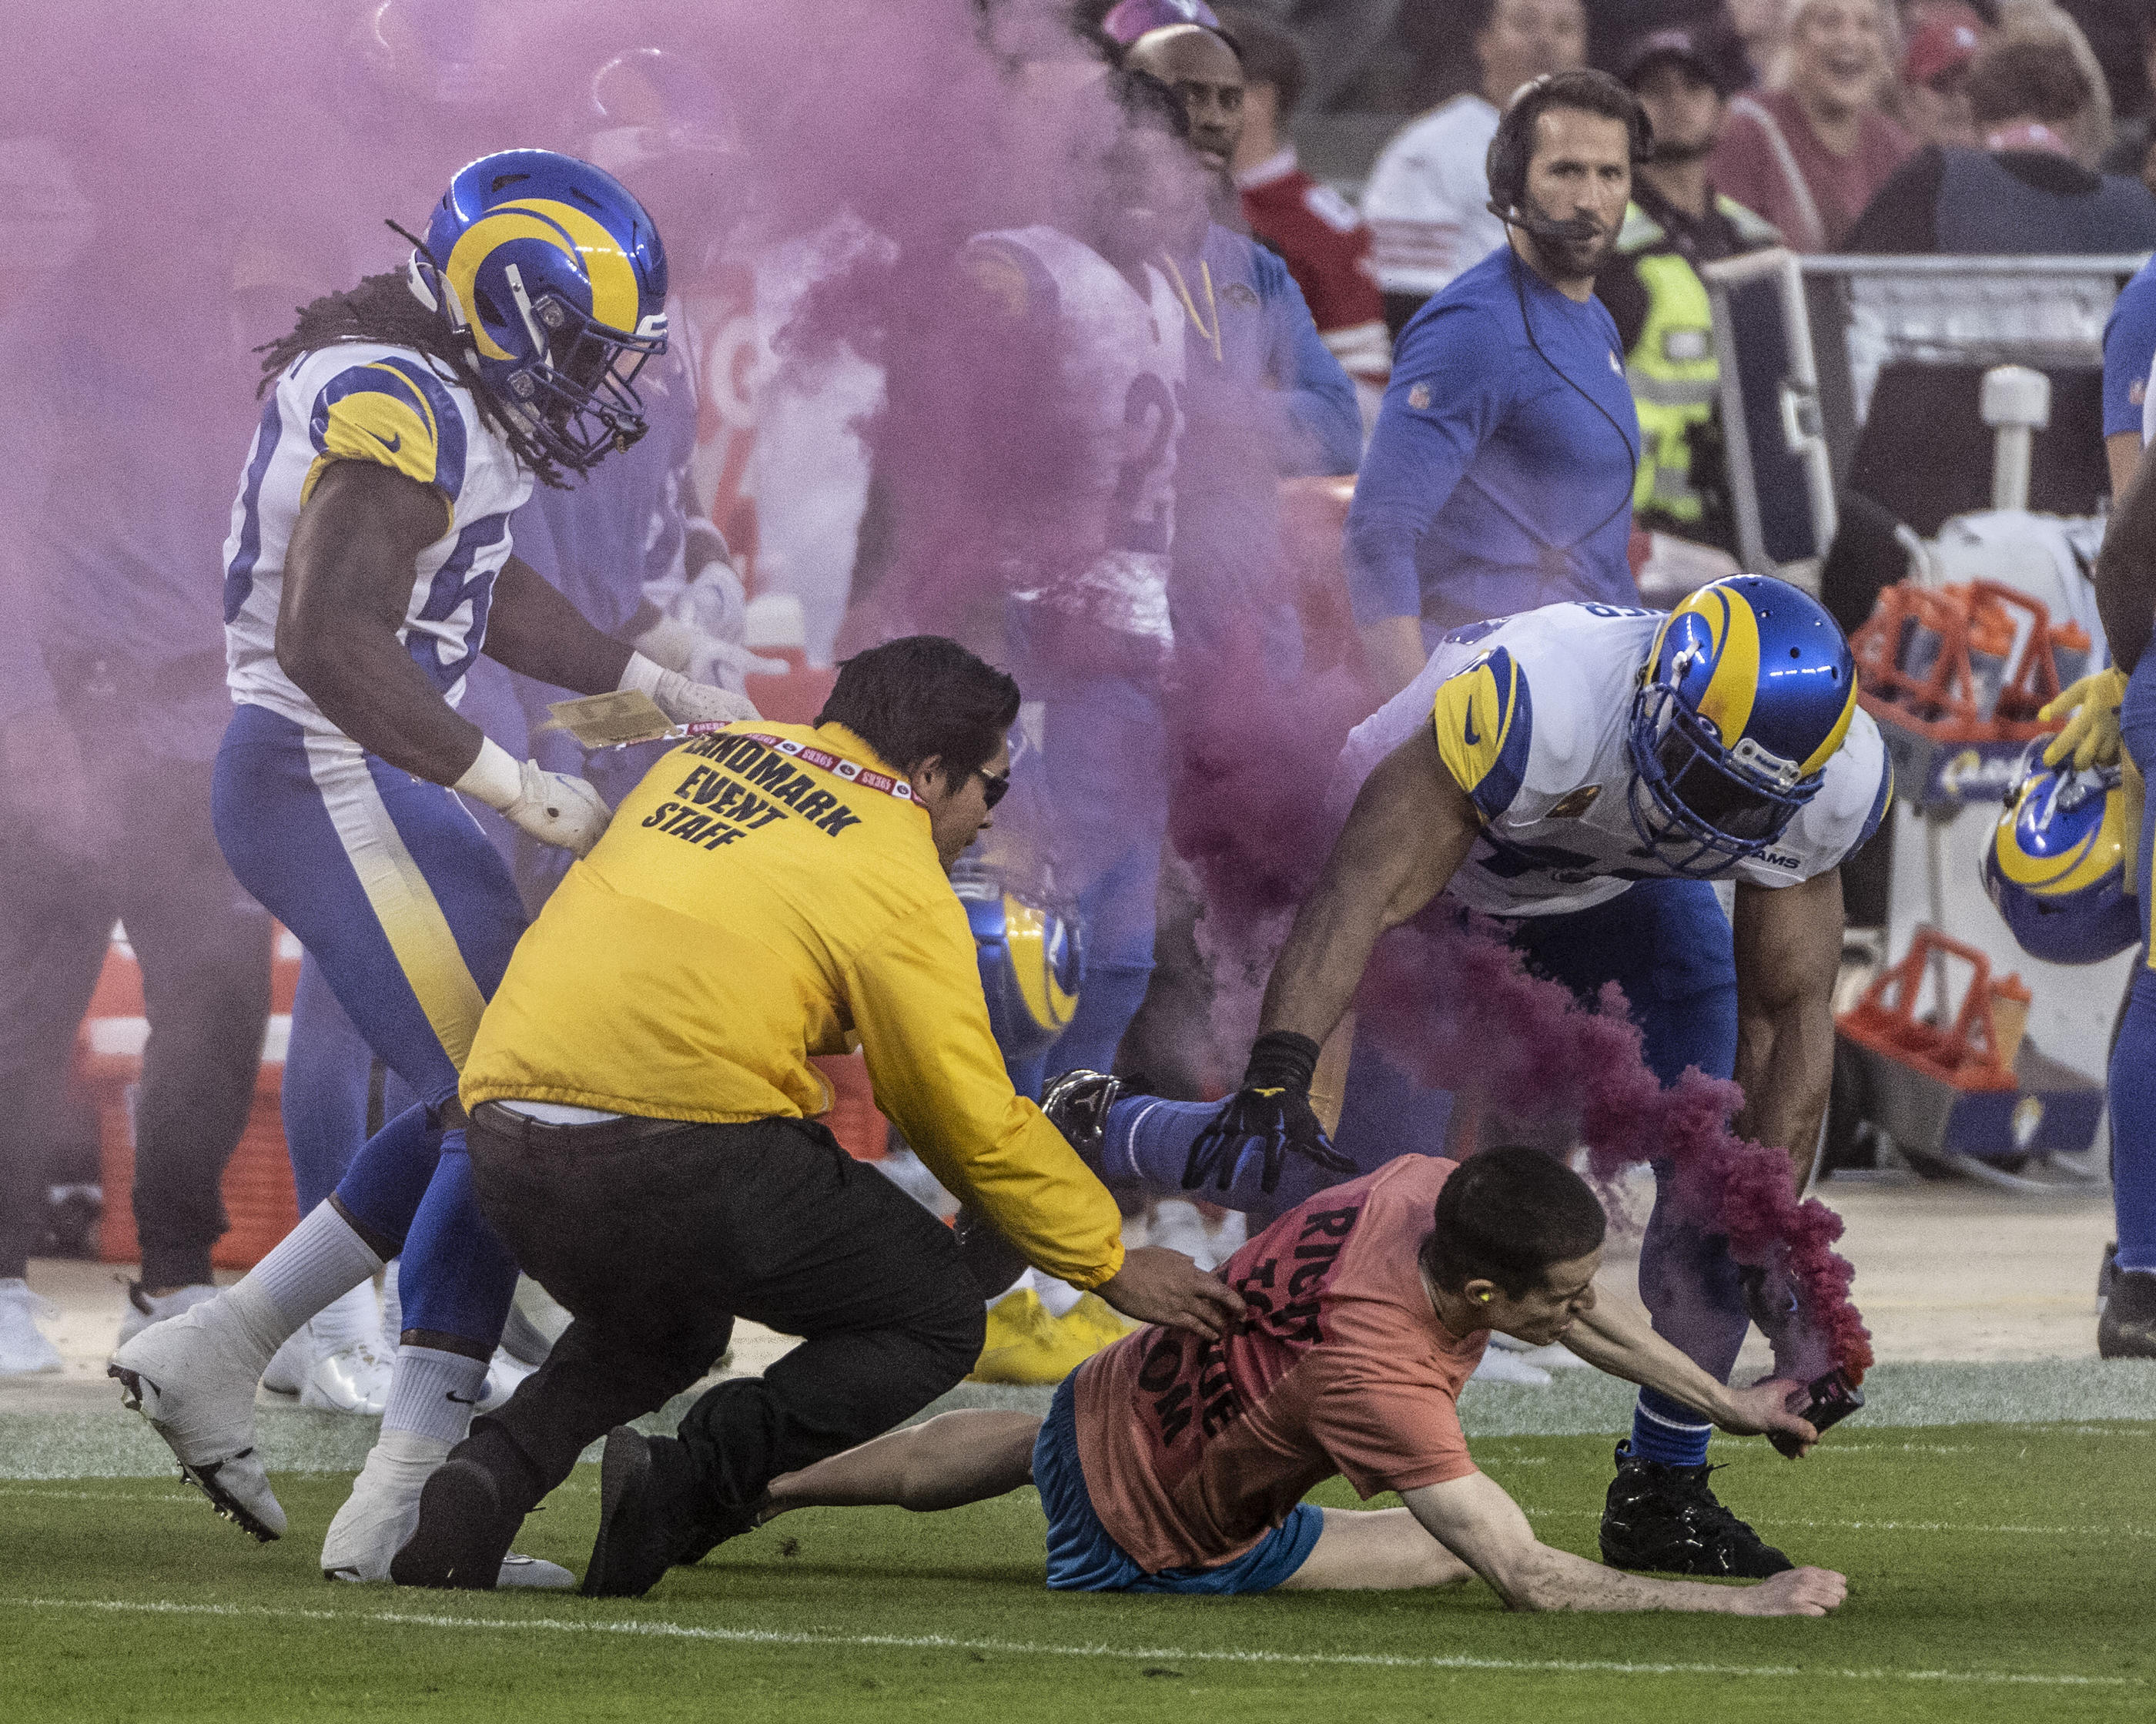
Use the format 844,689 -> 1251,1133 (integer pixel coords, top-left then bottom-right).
276,460 -> 483,784
1256,722 -> 1479,1043
1730,871 -> 1845,1187
2099,440 -> 2156,675
481,554 -> 634,694
2107,430 -> 2143,509
1402,1472 -> 1844,1614
1556,1284 -> 1819,1451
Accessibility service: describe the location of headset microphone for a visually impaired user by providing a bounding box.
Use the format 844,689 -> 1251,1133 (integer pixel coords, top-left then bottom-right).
1485,197 -> 1603,249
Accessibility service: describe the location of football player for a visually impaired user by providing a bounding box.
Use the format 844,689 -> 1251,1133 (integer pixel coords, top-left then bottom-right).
1045,575 -> 1891,1577
110,149 -> 752,1585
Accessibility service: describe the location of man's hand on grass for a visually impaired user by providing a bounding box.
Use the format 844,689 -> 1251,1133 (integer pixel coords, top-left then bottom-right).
1096,1247 -> 1247,1341
1738,1567 -> 1848,1617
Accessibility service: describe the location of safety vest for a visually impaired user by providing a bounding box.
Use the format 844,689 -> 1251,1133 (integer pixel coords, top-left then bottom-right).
1615,196 -> 1778,524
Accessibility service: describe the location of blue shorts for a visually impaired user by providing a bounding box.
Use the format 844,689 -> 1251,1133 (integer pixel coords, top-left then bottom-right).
1033,1373 -> 1323,1594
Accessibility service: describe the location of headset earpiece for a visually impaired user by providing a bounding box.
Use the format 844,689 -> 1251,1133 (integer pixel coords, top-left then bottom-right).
1483,68 -> 1653,219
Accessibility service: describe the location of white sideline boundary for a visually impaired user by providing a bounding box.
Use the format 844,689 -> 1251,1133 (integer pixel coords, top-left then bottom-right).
3,1597 -> 2135,1688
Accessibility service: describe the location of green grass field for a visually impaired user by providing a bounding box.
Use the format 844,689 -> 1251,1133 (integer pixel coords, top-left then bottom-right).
5,1421 -> 2153,1724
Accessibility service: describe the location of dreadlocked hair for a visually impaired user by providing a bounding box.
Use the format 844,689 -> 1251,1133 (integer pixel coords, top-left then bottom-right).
254,270 -> 573,489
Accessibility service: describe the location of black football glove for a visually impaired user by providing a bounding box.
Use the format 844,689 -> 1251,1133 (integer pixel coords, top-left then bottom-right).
1183,1031 -> 1357,1195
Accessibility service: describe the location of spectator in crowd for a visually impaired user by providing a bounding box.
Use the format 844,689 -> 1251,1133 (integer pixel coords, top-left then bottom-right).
1711,0 -> 1913,248
1361,0 -> 1588,334
1588,0 -> 1760,92
1217,7 -> 1393,420
1729,0 -> 1797,81
1096,0 -> 1401,113
1346,69 -> 1644,699
2098,2 -> 2156,186
1844,27 -> 2156,249
1899,3 -> 1989,145
1595,24 -> 1781,553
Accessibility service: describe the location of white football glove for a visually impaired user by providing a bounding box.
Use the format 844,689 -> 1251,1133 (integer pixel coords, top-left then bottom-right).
620,650 -> 761,725
455,739 -> 613,856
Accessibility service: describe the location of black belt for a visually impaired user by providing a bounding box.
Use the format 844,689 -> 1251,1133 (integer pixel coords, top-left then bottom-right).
471,1100 -> 698,1150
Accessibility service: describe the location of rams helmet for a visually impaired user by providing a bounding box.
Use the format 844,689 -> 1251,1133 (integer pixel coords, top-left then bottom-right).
952,855 -> 1083,1068
410,149 -> 668,471
1628,574 -> 1859,875
1983,748 -> 2139,965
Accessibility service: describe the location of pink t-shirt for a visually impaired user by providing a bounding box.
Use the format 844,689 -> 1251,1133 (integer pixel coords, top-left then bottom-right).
1071,1157 -> 1488,1575
1710,89 -> 1913,251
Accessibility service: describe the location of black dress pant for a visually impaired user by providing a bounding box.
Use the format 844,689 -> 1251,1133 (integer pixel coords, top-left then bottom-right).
0,727 -> 272,1284
461,1108 -> 986,1524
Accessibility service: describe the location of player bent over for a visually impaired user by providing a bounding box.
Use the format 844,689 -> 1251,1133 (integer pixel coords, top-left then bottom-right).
110,150 -> 752,1583
742,1150 -> 1843,1614
1046,577 -> 1890,1577
388,637 -> 1241,1594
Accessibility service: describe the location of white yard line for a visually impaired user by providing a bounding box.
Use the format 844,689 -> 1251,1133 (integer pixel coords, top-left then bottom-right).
2,1597 -> 2133,1688
1521,1506 -> 2156,1539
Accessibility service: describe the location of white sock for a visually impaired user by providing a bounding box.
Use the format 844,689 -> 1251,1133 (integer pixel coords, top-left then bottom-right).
245,1202 -> 385,1334
383,1344 -> 487,1445
380,1259 -> 402,1344
310,1282 -> 383,1357
1037,1277 -> 1084,1320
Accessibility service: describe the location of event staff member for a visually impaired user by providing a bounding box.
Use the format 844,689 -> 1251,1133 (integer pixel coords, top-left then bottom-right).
390,635 -> 1244,1592
1345,70 -> 1646,700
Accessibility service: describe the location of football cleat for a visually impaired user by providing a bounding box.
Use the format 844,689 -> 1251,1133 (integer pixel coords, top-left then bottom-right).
476,1346 -> 537,1412
390,1460 -> 518,1591
114,1281 -> 219,1353
0,1278 -> 63,1376
1469,1344 -> 1552,1387
583,1427 -> 718,1598
260,1325 -> 312,1397
110,1304 -> 285,1540
968,1288 -> 1130,1385
1040,1069 -> 1124,1174
301,1339 -> 395,1416
2098,1267 -> 2156,1359
1598,1441 -> 1793,1578
325,1438 -> 571,1588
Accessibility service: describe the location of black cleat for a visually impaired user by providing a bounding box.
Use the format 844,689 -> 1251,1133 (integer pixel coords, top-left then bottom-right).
390,1459 -> 513,1591
2097,1240 -> 2119,1314
1040,1070 -> 1125,1176
1599,1441 -> 1794,1578
584,1427 -> 714,1598
2098,1267 -> 2156,1358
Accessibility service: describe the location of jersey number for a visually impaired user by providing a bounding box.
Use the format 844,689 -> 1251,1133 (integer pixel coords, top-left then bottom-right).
1107,372 -> 1179,555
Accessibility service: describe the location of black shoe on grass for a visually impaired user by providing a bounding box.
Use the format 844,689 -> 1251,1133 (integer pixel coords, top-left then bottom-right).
2099,1267 -> 2156,1358
391,1459 -> 513,1591
584,1428 -> 714,1598
1599,1441 -> 1793,1578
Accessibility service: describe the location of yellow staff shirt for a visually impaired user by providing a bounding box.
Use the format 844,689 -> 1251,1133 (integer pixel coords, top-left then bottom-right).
460,720 -> 1126,1291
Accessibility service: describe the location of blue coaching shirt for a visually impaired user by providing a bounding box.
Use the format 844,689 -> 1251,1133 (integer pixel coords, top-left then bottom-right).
2104,253 -> 2156,443
1345,244 -> 1641,632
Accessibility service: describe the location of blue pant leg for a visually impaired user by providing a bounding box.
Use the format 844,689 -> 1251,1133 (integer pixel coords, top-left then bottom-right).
395,1129 -> 520,1341
282,954 -> 377,1213
1101,1094 -> 1344,1217
214,707 -> 527,1344
2111,658 -> 2156,1273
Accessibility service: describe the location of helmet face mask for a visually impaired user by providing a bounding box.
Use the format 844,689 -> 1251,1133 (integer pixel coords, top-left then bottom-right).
417,148 -> 670,473
1623,576 -> 1858,875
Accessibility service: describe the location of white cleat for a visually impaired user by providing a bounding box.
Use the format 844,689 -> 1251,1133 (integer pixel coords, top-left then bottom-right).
476,1347 -> 537,1413
322,1437 -> 570,1588
0,1278 -> 63,1376
261,1325 -> 312,1397
300,1339 -> 394,1416
114,1282 -> 219,1354
1469,1345 -> 1553,1388
109,1303 -> 286,1540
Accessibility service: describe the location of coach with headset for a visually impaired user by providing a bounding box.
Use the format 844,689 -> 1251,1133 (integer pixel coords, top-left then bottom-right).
1346,69 -> 1650,699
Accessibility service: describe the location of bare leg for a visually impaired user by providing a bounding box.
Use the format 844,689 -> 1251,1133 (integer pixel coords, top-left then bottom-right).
760,1411 -> 1043,1521
1276,1507 -> 1477,1591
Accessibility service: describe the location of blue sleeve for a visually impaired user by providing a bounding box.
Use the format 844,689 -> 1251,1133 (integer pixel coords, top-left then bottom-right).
1343,303 -> 1509,625
2104,259 -> 2156,439
1257,249 -> 1361,477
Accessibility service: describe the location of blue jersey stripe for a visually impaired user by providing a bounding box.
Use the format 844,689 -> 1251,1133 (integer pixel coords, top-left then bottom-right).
223,392 -> 286,624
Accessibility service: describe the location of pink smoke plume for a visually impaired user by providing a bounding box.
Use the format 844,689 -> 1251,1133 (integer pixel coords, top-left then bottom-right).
1356,916 -> 1874,1382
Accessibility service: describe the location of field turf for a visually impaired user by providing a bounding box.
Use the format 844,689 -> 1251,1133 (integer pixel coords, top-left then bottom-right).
5,1422 -> 2151,1723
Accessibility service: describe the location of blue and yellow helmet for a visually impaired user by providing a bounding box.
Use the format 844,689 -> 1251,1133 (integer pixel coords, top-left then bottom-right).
952,857 -> 1083,1070
1983,748 -> 2138,965
1628,575 -> 1859,875
412,149 -> 668,472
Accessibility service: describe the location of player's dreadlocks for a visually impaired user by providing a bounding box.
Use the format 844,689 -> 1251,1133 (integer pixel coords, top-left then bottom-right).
255,269 -> 574,489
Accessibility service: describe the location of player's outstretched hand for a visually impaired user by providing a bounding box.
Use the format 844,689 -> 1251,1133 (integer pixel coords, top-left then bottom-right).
1738,1566 -> 1847,1617
504,762 -> 613,857
1184,1033 -> 1357,1195
2040,667 -> 2127,771
1716,1378 -> 1820,1455
1096,1246 -> 1248,1341
648,666 -> 760,727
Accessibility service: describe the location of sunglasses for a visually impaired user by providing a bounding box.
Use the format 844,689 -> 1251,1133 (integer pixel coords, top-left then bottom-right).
974,765 -> 1011,810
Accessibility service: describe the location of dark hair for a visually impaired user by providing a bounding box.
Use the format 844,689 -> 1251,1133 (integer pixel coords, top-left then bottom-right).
1215,8 -> 1304,115
1966,34 -> 2095,129
255,269 -> 573,490
1485,68 -> 1652,213
816,636 -> 1021,782
1418,1146 -> 1609,1299
1111,65 -> 1194,137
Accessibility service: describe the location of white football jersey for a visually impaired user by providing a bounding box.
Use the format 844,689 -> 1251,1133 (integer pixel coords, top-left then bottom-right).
1359,93 -> 1505,300
1334,601 -> 1893,916
223,341 -> 534,734
964,225 -> 1186,644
